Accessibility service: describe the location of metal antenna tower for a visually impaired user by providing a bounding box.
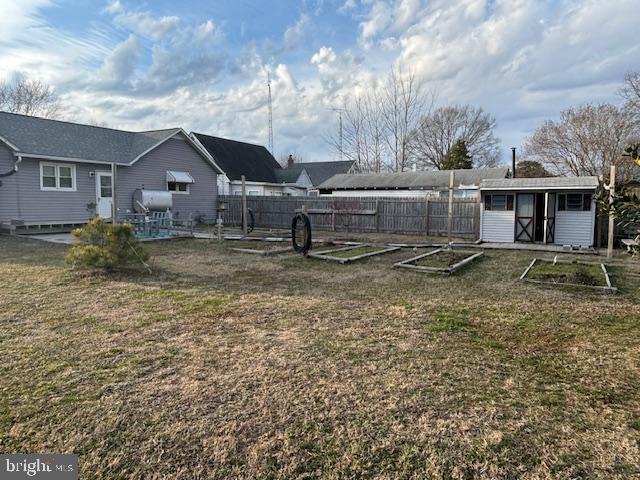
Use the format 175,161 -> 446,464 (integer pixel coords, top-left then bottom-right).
267,72 -> 274,154
329,108 -> 345,162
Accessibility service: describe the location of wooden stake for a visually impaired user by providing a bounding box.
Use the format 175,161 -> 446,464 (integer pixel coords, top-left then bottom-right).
607,165 -> 616,258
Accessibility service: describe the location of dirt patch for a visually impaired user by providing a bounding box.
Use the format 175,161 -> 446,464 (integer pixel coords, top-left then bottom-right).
528,262 -> 607,287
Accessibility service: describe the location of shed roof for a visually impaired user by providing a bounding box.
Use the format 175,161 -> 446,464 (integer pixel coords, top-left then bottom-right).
318,167 -> 509,190
0,111 -> 187,165
480,176 -> 600,191
192,132 -> 280,182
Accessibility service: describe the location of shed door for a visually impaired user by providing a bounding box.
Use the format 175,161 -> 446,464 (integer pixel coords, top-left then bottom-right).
544,193 -> 556,244
515,193 -> 534,242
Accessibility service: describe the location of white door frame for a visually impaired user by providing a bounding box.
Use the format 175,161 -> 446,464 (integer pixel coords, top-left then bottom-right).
95,171 -> 114,219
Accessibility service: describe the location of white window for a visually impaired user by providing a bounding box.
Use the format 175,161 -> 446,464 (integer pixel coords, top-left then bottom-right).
40,162 -> 76,191
248,190 -> 260,196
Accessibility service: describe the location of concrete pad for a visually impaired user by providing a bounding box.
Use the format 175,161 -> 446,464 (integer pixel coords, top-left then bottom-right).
20,233 -> 76,245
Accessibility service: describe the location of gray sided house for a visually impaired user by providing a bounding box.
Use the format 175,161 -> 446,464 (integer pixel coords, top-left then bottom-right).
0,112 -> 221,233
479,176 -> 600,247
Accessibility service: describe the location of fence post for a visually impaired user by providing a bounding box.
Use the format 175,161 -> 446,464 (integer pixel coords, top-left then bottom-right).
607,164 -> 616,258
447,171 -> 454,244
474,193 -> 481,241
241,175 -> 248,236
424,197 -> 430,238
375,199 -> 380,232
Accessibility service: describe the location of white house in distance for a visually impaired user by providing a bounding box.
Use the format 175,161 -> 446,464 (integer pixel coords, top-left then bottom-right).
479,176 -> 600,247
317,168 -> 510,198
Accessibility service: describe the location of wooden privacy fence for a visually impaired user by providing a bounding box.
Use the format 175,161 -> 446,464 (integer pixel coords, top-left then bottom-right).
219,195 -> 481,239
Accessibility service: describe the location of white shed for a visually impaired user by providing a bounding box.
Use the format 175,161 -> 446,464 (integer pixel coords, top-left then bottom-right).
479,176 -> 600,247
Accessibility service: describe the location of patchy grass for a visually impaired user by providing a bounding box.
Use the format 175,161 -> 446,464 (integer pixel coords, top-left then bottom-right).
0,236 -> 639,479
527,261 -> 607,287
415,249 -> 475,268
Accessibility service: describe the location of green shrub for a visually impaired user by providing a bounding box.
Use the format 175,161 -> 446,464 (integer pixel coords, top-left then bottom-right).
65,218 -> 149,271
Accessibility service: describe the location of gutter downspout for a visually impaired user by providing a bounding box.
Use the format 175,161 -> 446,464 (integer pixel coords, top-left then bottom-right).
0,154 -> 21,178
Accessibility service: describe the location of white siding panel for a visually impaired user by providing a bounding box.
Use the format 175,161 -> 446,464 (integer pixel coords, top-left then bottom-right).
554,210 -> 594,246
481,210 -> 515,243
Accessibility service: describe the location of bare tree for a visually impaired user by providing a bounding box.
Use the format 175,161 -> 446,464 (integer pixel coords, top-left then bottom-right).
326,66 -> 430,173
621,71 -> 640,121
410,105 -> 500,170
381,67 -> 430,172
0,78 -> 61,118
524,103 -> 639,183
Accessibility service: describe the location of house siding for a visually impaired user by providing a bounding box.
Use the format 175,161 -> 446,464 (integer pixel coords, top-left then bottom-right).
481,210 -> 515,243
0,142 -> 19,224
2,157 -> 96,224
554,206 -> 595,247
116,137 -> 218,220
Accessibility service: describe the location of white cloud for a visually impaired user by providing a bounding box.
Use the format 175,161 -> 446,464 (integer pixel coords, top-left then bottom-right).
310,46 -> 337,66
108,5 -> 180,41
283,14 -> 311,51
96,34 -> 141,87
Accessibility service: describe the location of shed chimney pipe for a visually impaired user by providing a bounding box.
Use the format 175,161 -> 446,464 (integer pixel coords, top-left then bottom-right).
511,147 -> 516,178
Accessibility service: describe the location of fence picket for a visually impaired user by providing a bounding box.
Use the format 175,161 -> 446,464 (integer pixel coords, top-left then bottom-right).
219,195 -> 479,239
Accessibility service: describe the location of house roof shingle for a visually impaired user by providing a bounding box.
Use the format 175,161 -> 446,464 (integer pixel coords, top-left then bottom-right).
318,167 -> 510,190
0,111 -> 185,165
192,132 -> 280,183
282,161 -> 354,186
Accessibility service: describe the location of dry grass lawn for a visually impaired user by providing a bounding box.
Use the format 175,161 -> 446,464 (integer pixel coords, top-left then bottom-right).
1,235 -> 639,479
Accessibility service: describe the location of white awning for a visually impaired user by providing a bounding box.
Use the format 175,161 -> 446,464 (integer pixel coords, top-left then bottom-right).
166,170 -> 195,183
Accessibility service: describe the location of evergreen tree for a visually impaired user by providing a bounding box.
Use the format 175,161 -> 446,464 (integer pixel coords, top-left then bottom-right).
441,139 -> 472,170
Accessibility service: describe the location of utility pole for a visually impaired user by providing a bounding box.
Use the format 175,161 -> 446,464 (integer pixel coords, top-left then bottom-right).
267,72 -> 274,155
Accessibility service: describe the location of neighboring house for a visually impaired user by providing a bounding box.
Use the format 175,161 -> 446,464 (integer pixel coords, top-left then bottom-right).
0,112 -> 221,233
317,168 -> 510,198
479,176 -> 599,247
279,158 -> 355,195
191,133 -> 308,196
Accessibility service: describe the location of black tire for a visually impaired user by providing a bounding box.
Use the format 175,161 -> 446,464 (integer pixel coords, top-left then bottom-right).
242,208 -> 255,234
292,212 -> 312,254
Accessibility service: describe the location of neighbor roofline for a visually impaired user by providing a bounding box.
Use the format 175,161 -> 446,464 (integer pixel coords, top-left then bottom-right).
187,132 -> 225,175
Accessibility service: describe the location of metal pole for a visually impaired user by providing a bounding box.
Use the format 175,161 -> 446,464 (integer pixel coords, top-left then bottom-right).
607,165 -> 616,258
111,162 -> 117,223
447,170 -> 454,244
241,175 -> 248,237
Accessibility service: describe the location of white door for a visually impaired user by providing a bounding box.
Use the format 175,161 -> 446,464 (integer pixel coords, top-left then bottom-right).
96,172 -> 113,219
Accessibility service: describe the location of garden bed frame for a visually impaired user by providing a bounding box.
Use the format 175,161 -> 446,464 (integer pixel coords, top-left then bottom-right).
519,258 -> 617,293
308,244 -> 400,264
393,248 -> 483,275
230,245 -> 293,256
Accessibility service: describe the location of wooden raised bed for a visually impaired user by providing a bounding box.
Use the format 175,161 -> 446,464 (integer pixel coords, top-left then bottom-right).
308,244 -> 400,264
230,242 -> 293,256
519,258 -> 617,293
393,248 -> 483,274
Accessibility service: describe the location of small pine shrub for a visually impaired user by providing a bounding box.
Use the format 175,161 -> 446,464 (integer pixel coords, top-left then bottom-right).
65,218 -> 149,271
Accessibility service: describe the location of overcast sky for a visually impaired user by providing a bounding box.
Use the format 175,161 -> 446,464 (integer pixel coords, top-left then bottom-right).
1,0 -> 638,165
